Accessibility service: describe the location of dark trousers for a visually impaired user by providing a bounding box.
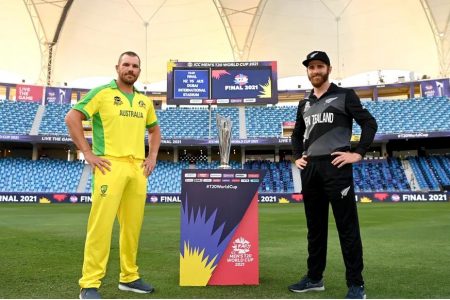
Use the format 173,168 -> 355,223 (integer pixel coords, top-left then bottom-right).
301,156 -> 364,287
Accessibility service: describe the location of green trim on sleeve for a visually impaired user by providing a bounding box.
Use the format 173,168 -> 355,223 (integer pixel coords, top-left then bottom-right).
72,83 -> 110,118
92,112 -> 105,155
73,107 -> 90,120
146,121 -> 159,128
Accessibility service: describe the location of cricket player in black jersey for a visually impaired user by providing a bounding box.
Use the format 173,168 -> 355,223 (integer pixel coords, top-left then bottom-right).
289,51 -> 377,299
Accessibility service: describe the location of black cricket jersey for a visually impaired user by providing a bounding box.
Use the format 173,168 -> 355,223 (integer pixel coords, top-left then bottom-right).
291,83 -> 377,159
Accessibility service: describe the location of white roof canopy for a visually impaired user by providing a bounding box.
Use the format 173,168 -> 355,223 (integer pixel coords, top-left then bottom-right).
1,0 -> 449,88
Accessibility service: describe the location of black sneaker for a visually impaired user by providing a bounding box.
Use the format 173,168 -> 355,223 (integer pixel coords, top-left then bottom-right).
288,275 -> 325,293
346,285 -> 366,299
118,278 -> 154,294
79,288 -> 101,299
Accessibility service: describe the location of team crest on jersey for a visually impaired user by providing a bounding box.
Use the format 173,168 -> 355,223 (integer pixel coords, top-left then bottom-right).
138,100 -> 146,108
114,96 -> 123,106
304,101 -> 311,112
100,185 -> 108,197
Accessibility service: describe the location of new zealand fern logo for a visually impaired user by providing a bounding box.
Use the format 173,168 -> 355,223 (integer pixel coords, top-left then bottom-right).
100,185 -> 108,197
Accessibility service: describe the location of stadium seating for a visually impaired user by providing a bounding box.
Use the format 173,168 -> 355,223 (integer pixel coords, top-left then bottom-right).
0,101 -> 39,134
39,104 -> 71,135
244,160 -> 294,192
1,155 -> 450,194
156,106 -> 239,139
353,97 -> 450,135
243,97 -> 450,138
195,160 -> 241,169
84,174 -> 92,193
147,160 -> 189,193
353,158 -> 410,192
246,106 -> 296,137
429,155 -> 450,187
0,157 -> 84,192
17,96 -> 449,139
407,156 -> 449,190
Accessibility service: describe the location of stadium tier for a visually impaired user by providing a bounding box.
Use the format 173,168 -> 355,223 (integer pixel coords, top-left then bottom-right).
407,156 -> 450,191
1,156 -> 450,193
353,96 -> 450,134
195,160 -> 241,169
147,161 -> 189,193
0,157 -> 84,192
156,107 -> 239,139
244,160 -> 294,193
39,103 -> 72,135
245,106 -> 296,137
2,97 -> 449,138
353,158 -> 410,192
0,101 -> 39,134
1,97 -> 450,194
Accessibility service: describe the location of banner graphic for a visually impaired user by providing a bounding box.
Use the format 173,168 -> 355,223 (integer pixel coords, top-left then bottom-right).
420,79 -> 450,98
0,192 -> 447,204
179,169 -> 264,286
15,84 -> 43,102
45,87 -> 72,104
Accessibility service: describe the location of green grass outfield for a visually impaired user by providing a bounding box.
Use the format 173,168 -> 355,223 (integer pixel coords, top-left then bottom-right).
0,203 -> 449,299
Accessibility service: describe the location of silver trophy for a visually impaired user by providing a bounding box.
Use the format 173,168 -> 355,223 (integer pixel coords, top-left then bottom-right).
216,114 -> 232,169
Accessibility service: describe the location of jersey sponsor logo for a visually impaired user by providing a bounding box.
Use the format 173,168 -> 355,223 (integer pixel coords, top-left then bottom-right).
119,110 -> 144,118
138,100 -> 146,108
324,96 -> 338,104
114,96 -> 123,106
304,112 -> 334,126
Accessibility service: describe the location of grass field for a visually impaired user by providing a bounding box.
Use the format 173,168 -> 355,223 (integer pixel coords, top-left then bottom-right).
0,203 -> 449,299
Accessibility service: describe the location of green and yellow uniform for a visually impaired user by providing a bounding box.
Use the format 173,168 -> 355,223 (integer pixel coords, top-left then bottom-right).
74,80 -> 158,288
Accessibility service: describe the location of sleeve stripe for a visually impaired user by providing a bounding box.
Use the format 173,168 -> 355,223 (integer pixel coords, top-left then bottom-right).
146,121 -> 158,128
73,107 -> 90,120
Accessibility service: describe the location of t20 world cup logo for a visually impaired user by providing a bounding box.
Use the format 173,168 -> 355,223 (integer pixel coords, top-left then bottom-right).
234,74 -> 248,86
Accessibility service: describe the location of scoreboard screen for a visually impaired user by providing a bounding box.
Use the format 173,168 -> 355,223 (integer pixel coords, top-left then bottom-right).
173,69 -> 209,99
167,61 -> 278,105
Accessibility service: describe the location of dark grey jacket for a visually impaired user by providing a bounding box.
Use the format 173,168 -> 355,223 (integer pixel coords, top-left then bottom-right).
291,83 -> 378,159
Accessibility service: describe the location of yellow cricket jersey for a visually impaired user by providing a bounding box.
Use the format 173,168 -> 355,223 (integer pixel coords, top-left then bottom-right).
73,80 -> 158,160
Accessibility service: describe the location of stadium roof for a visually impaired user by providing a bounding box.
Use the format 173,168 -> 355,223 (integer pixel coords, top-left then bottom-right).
0,0 -> 449,89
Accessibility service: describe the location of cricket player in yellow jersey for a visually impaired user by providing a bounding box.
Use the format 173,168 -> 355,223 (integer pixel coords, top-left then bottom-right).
65,51 -> 161,299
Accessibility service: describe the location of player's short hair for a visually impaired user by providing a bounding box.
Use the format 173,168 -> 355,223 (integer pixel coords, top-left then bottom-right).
117,51 -> 141,67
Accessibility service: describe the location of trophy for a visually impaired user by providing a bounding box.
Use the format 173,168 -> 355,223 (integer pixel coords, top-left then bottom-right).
216,114 -> 232,169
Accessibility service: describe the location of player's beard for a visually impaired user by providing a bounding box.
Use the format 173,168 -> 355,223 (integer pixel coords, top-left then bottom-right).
308,72 -> 329,88
120,72 -> 138,86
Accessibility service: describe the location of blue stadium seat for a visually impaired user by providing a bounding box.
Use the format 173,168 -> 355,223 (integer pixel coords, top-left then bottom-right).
39,103 -> 72,135
0,157 -> 84,192
0,101 -> 39,134
353,158 -> 410,192
244,160 -> 294,193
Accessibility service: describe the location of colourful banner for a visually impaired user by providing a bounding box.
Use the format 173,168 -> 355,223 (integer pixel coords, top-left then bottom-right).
356,191 -> 448,203
0,192 -> 91,204
15,84 -> 44,102
45,87 -> 72,104
0,192 -> 447,204
179,169 -> 264,286
420,79 -> 450,98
